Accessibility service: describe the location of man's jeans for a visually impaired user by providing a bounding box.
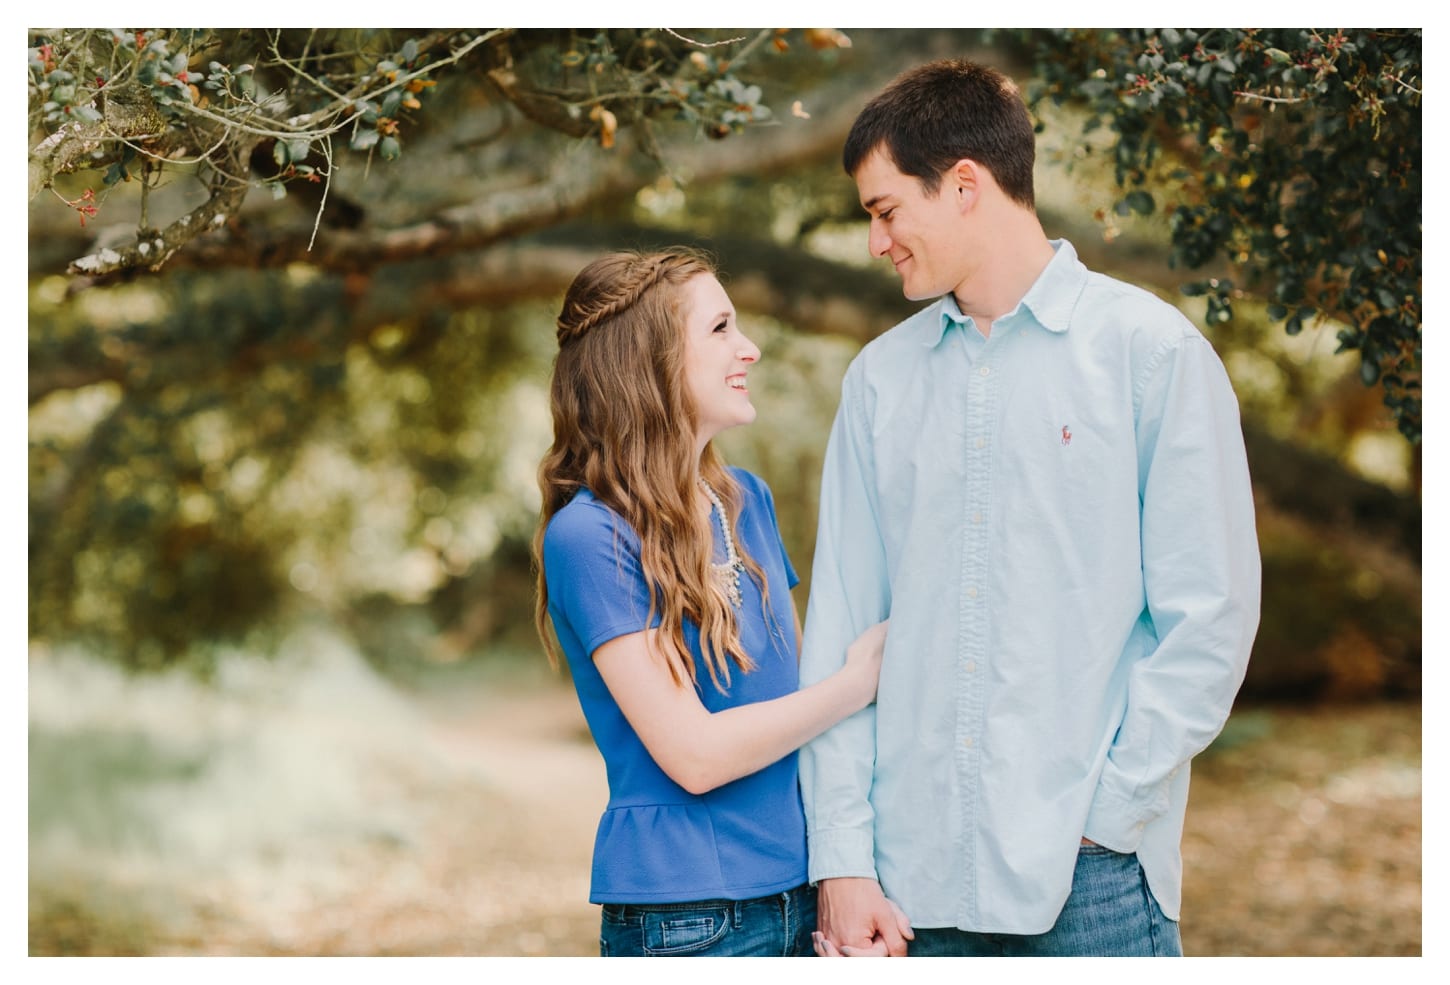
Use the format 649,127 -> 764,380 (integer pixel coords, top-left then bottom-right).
908,845 -> 1184,956
599,883 -> 817,956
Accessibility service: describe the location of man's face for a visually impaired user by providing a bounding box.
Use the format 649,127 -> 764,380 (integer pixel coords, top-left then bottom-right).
854,148 -> 966,301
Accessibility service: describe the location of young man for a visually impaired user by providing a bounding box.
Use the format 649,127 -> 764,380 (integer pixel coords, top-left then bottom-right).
799,59 -> 1261,957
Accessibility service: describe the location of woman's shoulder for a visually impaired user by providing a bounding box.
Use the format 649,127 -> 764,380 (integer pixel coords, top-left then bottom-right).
726,465 -> 770,500
543,489 -> 631,555
725,466 -> 781,523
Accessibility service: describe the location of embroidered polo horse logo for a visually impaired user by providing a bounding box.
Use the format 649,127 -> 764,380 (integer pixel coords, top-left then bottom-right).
1061,425 -> 1072,446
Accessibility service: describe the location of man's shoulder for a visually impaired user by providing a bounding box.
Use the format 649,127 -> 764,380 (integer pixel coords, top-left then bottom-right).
1077,268 -> 1198,342
849,300 -> 942,372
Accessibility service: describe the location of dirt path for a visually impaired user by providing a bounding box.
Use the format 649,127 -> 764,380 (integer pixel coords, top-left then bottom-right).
30,661 -> 1419,957
409,683 -> 1421,957
285,676 -> 611,957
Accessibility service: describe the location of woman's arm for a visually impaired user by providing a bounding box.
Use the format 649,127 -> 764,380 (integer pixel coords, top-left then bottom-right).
594,619 -> 887,796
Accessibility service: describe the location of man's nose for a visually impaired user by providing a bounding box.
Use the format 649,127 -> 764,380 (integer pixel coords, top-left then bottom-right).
868,221 -> 892,259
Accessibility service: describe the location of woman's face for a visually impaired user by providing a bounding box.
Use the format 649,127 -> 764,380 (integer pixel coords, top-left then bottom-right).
679,273 -> 760,452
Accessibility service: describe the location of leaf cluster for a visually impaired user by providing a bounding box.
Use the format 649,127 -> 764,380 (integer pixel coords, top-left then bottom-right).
1009,28 -> 1421,442
28,28 -> 851,274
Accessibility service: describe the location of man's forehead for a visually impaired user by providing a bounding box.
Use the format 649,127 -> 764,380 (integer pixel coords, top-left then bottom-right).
855,149 -> 908,203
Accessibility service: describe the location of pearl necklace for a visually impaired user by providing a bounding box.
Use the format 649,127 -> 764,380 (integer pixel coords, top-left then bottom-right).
698,477 -> 743,607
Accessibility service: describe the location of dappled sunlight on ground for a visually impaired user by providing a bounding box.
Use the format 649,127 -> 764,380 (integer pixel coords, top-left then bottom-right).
28,636 -> 1419,956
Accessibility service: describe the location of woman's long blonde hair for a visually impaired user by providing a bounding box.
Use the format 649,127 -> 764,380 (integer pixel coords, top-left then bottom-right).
532,248 -> 768,692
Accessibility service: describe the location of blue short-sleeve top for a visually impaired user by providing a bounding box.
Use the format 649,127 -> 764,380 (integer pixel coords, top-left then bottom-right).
541,467 -> 804,903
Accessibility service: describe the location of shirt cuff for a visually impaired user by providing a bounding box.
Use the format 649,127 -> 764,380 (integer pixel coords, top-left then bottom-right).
806,826 -> 879,884
1083,774 -> 1173,853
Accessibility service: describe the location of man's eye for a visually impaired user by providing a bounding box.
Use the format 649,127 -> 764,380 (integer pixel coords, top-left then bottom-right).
880,208 -> 895,221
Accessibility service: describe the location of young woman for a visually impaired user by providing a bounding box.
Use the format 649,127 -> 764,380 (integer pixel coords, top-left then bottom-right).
533,248 -> 888,957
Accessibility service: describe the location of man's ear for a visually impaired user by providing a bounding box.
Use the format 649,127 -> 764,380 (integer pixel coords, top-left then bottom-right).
950,159 -> 983,213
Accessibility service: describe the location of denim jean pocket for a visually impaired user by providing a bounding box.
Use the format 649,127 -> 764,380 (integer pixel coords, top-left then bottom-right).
643,907 -> 731,955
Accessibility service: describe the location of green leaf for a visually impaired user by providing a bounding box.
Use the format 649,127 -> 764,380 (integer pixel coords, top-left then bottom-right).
351,129 -> 380,151
273,141 -> 290,166
1125,190 -> 1155,215
1359,356 -> 1380,386
378,136 -> 402,160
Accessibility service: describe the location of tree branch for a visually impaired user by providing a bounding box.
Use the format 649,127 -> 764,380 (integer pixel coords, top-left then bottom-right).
60,76 -> 870,281
28,83 -> 170,200
66,167 -> 254,275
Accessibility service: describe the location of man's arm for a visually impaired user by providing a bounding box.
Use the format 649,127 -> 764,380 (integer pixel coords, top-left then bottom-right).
799,365 -> 904,953
1083,333 -> 1261,850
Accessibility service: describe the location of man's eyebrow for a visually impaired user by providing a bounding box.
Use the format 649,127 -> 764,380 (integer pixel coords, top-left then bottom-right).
862,194 -> 891,213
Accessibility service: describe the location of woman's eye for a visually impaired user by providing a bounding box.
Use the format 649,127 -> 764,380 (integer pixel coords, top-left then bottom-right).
713,321 -> 728,333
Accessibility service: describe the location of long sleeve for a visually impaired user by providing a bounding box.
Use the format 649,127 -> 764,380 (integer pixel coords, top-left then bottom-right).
1083,334 -> 1261,851
798,363 -> 893,882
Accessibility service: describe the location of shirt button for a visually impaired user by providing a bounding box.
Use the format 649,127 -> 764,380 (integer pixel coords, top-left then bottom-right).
967,586 -> 979,598
972,512 -> 983,524
962,737 -> 975,748
975,437 -> 987,449
979,366 -> 991,377
965,660 -> 977,673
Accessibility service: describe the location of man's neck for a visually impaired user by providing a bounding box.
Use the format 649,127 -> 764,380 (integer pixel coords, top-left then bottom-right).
951,216 -> 1056,339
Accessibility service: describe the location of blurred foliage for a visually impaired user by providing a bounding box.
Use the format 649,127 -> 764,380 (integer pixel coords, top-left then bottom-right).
28,270 -> 558,672
1006,28 -> 1421,442
26,29 -> 1420,702
29,894 -> 162,957
1248,510 -> 1420,701
29,268 -> 351,670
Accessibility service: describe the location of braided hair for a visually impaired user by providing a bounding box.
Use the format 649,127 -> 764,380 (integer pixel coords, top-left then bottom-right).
533,248 -> 769,693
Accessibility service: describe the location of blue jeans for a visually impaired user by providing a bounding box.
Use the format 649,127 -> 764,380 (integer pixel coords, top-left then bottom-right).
599,884 -> 817,957
908,845 -> 1183,956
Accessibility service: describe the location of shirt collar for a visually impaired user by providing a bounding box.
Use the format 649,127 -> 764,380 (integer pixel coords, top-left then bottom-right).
927,239 -> 1087,347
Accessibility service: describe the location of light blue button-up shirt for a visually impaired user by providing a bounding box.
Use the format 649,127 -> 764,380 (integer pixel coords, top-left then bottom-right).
799,239 -> 1260,935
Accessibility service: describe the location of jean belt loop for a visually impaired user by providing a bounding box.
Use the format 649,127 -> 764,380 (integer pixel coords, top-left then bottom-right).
732,899 -> 744,930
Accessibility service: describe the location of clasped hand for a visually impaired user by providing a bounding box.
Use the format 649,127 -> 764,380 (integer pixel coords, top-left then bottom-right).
812,878 -> 914,957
